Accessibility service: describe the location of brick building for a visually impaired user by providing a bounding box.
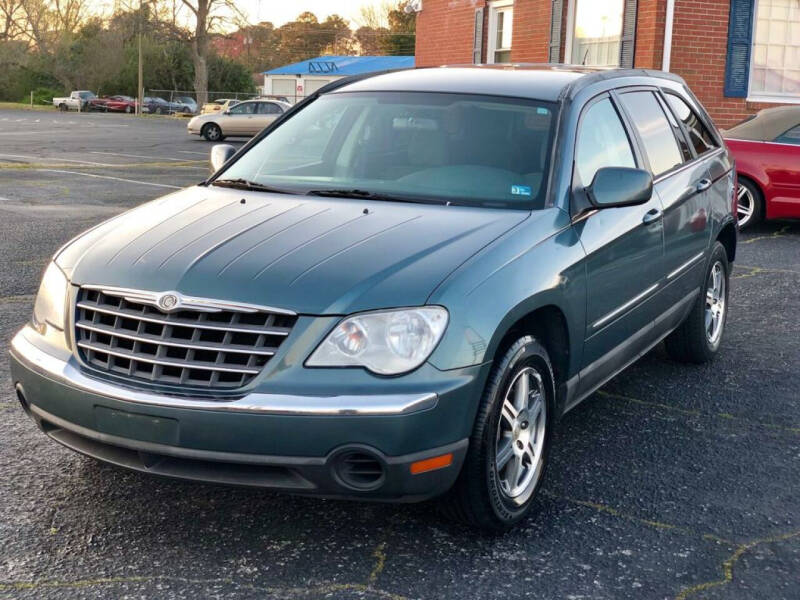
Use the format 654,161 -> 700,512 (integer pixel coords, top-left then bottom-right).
414,0 -> 799,128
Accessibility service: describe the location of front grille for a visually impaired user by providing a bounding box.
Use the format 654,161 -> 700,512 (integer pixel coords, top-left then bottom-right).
74,288 -> 297,390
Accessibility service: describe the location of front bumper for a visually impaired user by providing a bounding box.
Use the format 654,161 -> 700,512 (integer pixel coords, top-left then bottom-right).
10,328 -> 484,501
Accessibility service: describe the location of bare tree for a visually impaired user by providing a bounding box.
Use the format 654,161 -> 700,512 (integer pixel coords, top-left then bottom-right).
179,0 -> 243,106
15,0 -> 86,52
0,0 -> 24,40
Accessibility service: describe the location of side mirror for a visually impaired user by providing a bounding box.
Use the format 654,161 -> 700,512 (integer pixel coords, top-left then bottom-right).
586,167 -> 653,208
210,144 -> 237,172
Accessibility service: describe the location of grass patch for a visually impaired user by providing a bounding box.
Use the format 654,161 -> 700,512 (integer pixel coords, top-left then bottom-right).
0,102 -> 56,111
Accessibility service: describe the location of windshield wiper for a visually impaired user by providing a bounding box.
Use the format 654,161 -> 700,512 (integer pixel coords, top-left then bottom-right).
212,178 -> 295,194
306,188 -> 447,205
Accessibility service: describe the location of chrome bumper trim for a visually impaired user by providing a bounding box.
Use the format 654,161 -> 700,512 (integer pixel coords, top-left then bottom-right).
10,330 -> 437,416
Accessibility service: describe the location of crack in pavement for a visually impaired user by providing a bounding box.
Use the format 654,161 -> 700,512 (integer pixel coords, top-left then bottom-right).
739,224 -> 795,245
0,576 -> 410,599
546,492 -> 800,600
596,390 -> 800,434
732,264 -> 800,280
675,529 -> 800,600
0,524 -> 408,599
0,295 -> 34,305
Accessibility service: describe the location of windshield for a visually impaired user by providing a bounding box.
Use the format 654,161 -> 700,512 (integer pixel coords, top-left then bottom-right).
216,91 -> 557,209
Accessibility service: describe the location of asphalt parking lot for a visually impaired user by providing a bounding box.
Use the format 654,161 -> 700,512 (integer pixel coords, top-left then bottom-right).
0,107 -> 798,600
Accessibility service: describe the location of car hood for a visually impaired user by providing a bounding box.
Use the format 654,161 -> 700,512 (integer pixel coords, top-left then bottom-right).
58,186 -> 532,315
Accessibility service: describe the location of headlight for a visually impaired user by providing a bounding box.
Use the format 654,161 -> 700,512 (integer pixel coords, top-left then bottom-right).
306,307 -> 448,375
32,261 -> 69,333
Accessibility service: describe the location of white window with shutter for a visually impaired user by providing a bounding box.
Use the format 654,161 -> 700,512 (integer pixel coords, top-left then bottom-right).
565,0 -> 625,66
749,0 -> 800,102
487,0 -> 514,64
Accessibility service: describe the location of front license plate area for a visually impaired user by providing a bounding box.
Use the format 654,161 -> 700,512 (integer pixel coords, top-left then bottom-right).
94,406 -> 179,445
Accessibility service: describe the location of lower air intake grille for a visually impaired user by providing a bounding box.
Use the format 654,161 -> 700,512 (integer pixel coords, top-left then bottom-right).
74,287 -> 296,390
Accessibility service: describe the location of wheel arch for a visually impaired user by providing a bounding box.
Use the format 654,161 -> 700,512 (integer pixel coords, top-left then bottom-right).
488,303 -> 573,408
717,220 -> 737,264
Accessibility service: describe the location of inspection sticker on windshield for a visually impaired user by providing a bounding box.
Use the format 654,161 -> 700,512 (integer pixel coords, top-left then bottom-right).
511,185 -> 532,196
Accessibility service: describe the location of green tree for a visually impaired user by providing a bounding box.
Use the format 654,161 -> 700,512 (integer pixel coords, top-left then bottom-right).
382,1 -> 415,56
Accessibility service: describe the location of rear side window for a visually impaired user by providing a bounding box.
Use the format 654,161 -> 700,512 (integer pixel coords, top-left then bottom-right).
257,102 -> 282,115
775,125 -> 800,145
619,91 -> 683,177
575,98 -> 636,186
665,94 -> 718,156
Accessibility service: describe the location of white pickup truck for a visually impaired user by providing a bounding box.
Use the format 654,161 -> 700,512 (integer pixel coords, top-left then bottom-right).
52,91 -> 96,112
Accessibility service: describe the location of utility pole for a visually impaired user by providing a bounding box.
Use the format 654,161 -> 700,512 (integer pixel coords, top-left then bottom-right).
137,0 -> 144,116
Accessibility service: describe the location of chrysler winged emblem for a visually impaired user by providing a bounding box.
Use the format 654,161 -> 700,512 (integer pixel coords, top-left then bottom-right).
158,293 -> 179,311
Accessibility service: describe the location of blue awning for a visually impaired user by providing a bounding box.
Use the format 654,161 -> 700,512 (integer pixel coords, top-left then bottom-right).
264,55 -> 414,76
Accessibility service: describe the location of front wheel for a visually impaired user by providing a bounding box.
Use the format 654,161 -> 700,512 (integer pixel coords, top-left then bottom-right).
441,336 -> 554,532
665,242 -> 729,363
58,103 -> 67,112
201,123 -> 224,142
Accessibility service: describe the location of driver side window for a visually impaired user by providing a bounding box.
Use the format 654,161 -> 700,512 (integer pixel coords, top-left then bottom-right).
575,97 -> 636,186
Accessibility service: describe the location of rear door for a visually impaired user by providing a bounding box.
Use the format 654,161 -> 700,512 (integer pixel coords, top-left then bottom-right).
251,102 -> 283,134
572,94 -> 666,396
617,89 -> 713,314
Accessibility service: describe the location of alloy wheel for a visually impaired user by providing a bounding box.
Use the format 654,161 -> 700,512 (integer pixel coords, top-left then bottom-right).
737,184 -> 755,227
705,261 -> 726,346
495,366 -> 547,505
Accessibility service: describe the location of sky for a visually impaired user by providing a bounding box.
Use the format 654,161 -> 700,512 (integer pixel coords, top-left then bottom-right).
243,0 -> 384,27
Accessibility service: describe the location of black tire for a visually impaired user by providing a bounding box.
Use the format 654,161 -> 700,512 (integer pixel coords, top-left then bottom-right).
58,103 -> 67,112
202,123 -> 224,142
665,241 -> 730,364
125,105 -> 132,114
155,107 -> 163,115
736,177 -> 763,230
441,336 -> 555,533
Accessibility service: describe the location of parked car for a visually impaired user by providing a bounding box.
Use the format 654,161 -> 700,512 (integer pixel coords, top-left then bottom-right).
10,67 -> 736,532
201,98 -> 240,114
174,96 -> 197,114
723,106 -> 800,229
142,96 -> 179,115
187,99 -> 290,141
89,95 -> 138,113
52,91 -> 96,111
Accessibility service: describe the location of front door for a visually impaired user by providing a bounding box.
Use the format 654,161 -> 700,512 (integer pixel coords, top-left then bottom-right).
571,95 -> 666,396
224,101 -> 258,135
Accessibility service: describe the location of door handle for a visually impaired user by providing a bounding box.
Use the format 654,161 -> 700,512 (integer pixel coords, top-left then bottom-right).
642,208 -> 663,225
696,178 -> 712,192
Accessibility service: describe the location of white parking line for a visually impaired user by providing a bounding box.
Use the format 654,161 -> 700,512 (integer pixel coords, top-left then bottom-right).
37,169 -> 182,189
0,153 -> 114,166
90,151 -> 189,162
178,150 -> 210,156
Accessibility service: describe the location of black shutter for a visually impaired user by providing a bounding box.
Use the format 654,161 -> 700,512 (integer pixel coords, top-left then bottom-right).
724,0 -> 755,97
473,8 -> 485,64
549,0 -> 563,63
619,0 -> 638,68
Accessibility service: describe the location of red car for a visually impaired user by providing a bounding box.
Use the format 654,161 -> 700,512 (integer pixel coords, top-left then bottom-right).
724,106 -> 800,229
89,95 -> 137,113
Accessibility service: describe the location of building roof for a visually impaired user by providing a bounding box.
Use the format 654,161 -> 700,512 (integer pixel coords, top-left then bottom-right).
264,55 -> 415,77
335,65 -> 685,103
